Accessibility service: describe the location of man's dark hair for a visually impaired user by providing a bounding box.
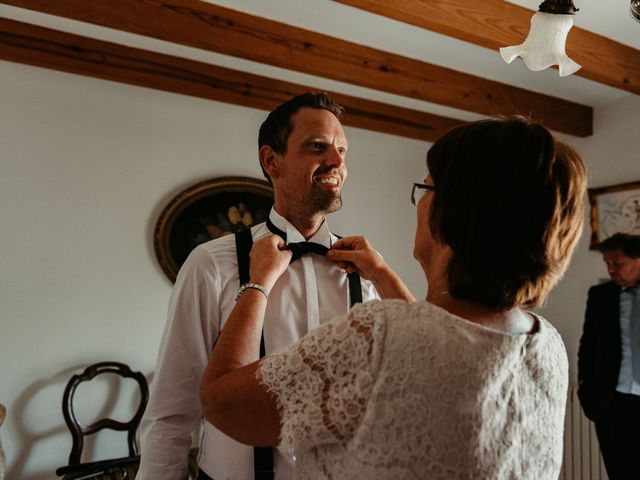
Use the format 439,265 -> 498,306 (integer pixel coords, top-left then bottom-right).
425,116 -> 586,309
598,233 -> 640,258
258,92 -> 344,182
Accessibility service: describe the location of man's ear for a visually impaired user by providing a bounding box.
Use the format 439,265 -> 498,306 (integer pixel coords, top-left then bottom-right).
259,145 -> 281,180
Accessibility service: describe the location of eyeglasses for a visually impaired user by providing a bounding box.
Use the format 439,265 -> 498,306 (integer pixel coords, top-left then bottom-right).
411,182 -> 436,205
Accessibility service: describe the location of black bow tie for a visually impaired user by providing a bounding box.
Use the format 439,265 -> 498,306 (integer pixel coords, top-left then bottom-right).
286,242 -> 329,262
266,218 -> 329,262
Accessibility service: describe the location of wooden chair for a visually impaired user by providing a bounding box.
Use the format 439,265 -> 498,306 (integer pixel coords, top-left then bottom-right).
55,362 -> 149,479
0,403 -> 6,480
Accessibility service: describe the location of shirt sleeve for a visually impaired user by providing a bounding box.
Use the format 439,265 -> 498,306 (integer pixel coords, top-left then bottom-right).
138,246 -> 221,479
256,300 -> 387,456
361,275 -> 381,302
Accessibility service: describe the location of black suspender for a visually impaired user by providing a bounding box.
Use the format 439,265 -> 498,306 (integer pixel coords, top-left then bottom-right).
234,229 -> 265,357
346,271 -> 363,307
332,234 -> 363,307
235,228 -> 252,284
233,224 -> 363,479
234,228 -> 272,479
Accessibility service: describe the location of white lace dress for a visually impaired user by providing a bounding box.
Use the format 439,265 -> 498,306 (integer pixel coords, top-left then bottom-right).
257,299 -> 568,480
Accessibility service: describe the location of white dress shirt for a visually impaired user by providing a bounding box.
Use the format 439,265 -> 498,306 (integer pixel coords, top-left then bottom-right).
138,208 -> 378,480
616,285 -> 640,395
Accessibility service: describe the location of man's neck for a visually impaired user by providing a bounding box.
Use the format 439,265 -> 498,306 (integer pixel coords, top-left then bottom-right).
273,206 -> 327,240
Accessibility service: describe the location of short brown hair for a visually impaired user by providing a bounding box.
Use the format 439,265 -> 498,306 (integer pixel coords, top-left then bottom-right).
425,117 -> 586,309
258,92 -> 344,182
598,233 -> 640,258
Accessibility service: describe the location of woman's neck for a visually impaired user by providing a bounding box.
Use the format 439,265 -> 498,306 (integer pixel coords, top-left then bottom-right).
421,244 -> 534,334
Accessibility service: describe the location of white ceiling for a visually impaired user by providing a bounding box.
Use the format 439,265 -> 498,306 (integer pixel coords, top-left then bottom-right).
1,0 -> 638,128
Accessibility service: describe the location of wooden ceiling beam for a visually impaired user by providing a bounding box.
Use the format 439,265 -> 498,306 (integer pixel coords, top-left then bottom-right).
335,0 -> 640,96
0,0 -> 592,136
0,17 -> 464,142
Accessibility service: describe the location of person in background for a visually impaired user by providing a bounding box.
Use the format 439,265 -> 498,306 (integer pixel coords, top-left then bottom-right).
578,233 -> 640,480
138,92 -> 378,480
200,117 -> 586,479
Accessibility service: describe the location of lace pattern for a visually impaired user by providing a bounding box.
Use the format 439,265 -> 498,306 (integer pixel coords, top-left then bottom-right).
257,301 -> 386,454
257,300 -> 568,480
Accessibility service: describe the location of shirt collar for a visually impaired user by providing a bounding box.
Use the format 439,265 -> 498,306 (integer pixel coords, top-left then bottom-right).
268,208 -> 333,248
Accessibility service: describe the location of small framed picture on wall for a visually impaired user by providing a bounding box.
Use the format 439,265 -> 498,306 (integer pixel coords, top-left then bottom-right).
588,180 -> 640,249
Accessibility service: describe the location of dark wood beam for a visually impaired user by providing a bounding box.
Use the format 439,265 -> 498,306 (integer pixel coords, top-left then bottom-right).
0,0 -> 592,136
0,17 -> 464,142
335,0 -> 640,96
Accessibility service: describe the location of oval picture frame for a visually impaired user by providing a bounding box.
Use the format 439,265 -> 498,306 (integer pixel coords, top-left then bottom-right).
154,176 -> 274,282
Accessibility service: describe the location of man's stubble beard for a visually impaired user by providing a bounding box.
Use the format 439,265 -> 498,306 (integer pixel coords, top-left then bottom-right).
285,185 -> 343,226
308,183 -> 343,216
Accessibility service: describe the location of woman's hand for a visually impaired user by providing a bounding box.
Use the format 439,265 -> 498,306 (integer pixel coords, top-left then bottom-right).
328,236 -> 415,302
327,236 -> 386,280
249,235 -> 292,290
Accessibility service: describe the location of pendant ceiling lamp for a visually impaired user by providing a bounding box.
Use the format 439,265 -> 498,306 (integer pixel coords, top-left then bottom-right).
500,0 -> 581,77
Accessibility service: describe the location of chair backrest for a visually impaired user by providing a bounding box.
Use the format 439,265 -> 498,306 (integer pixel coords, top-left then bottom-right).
61,362 -> 149,465
0,403 -> 6,480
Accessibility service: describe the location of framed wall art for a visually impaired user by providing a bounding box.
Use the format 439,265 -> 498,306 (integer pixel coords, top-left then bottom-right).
154,176 -> 273,282
587,180 -> 640,249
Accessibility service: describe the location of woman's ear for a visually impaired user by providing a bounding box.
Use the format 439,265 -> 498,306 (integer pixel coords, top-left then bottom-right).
259,145 -> 280,180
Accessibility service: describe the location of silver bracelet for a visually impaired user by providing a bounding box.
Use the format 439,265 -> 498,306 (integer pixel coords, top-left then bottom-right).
235,282 -> 269,301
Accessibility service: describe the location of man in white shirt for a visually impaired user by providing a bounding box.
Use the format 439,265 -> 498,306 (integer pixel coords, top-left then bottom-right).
138,92 -> 378,480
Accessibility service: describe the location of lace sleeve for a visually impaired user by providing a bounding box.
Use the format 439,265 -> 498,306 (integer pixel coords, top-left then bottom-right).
256,300 -> 386,455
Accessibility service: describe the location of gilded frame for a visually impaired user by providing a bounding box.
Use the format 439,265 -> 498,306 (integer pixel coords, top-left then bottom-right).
154,176 -> 273,282
587,180 -> 640,249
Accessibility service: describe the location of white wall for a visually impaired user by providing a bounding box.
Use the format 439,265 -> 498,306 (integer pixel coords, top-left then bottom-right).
0,60 -> 426,478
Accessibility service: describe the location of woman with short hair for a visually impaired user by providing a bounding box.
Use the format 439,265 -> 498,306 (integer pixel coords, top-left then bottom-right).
200,117 -> 586,479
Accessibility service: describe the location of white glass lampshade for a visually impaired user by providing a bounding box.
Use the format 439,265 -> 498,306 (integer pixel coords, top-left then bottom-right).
500,12 -> 581,77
